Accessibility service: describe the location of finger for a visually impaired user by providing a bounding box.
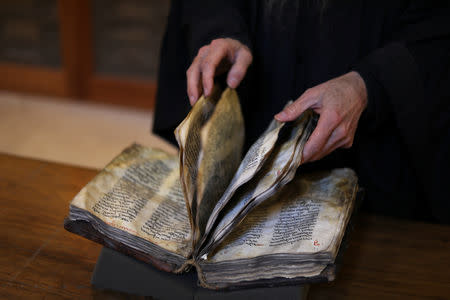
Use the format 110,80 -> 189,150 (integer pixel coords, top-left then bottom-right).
201,44 -> 227,96
309,137 -> 352,162
308,127 -> 344,162
226,48 -> 252,88
301,112 -> 338,163
187,57 -> 202,105
274,91 -> 315,122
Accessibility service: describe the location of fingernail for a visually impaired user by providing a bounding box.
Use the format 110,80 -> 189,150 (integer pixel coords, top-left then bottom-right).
274,111 -> 288,121
189,95 -> 195,103
228,77 -> 238,88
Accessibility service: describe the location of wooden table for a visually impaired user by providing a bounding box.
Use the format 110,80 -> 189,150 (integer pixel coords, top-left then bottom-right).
1,153 -> 449,299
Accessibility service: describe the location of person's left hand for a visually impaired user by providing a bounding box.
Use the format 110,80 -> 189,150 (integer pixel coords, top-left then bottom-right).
275,71 -> 368,163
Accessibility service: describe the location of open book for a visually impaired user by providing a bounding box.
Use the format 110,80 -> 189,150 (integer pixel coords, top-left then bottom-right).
64,87 -> 358,290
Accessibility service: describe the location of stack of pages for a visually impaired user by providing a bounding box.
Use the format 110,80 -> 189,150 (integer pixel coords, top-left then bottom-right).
65,87 -> 358,289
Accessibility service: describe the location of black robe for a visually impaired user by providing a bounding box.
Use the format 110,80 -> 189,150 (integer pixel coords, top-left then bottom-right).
153,0 -> 450,223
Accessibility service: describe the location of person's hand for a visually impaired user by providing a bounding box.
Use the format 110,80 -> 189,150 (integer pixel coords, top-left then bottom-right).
186,38 -> 253,105
275,71 -> 368,163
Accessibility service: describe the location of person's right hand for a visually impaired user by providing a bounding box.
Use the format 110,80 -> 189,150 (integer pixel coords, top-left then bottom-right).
186,38 -> 253,105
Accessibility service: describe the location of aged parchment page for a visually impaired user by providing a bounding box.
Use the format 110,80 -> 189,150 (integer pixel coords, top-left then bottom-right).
206,168 -> 358,263
174,86 -> 221,233
70,144 -> 192,258
195,88 -> 244,244
278,111 -> 317,186
203,111 -> 316,253
198,118 -> 285,252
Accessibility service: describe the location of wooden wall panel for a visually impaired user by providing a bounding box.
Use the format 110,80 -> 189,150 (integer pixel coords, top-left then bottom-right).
58,0 -> 92,98
0,63 -> 67,97
87,76 -> 156,110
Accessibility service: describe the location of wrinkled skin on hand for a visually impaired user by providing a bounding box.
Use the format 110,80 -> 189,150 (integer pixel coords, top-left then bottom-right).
185,38 -> 367,163
275,71 -> 368,163
186,38 -> 252,105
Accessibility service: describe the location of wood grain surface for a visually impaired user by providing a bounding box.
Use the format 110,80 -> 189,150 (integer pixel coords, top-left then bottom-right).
0,154 -> 143,299
0,153 -> 449,299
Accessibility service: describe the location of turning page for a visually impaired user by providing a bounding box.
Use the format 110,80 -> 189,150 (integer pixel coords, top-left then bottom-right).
200,112 -> 316,255
174,86 -> 221,233
196,118 -> 285,253
195,88 -> 245,244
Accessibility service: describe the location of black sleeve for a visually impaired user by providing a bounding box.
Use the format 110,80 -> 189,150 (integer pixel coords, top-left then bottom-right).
354,1 -> 450,132
353,1 -> 450,223
181,0 -> 251,60
153,0 -> 252,145
153,0 -> 192,145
